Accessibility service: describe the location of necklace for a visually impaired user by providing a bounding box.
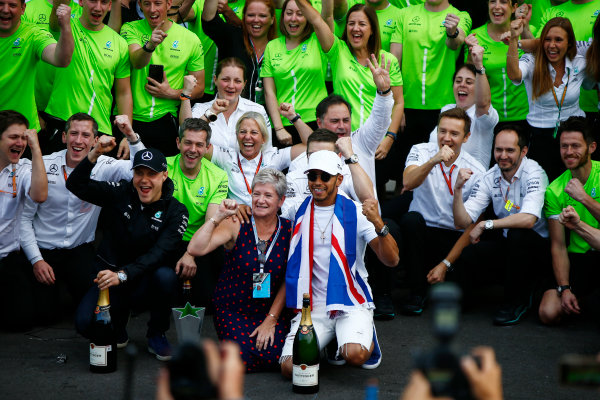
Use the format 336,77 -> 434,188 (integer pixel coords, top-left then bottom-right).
314,210 -> 335,244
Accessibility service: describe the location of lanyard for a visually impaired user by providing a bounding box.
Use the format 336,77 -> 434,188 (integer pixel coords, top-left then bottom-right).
0,165 -> 17,198
237,153 -> 263,195
62,166 -> 69,182
551,69 -> 570,138
249,37 -> 265,66
251,215 -> 281,274
440,163 -> 456,195
499,176 -> 521,211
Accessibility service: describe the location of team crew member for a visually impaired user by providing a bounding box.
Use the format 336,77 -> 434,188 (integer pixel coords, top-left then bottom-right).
558,206 -> 600,251
0,0 -> 73,132
261,0 -> 328,146
390,0 -> 471,169
468,0 -> 530,128
428,39 -> 498,168
400,108 -> 486,315
452,125 -> 549,325
507,17 -> 587,180
22,0 -> 81,112
68,146 -> 188,361
168,118 -> 229,306
121,0 -> 205,157
0,111 -> 48,331
280,150 -> 400,374
539,117 -> 600,325
19,114 -> 143,326
44,0 -> 132,155
366,0 -> 402,52
538,0 -> 600,116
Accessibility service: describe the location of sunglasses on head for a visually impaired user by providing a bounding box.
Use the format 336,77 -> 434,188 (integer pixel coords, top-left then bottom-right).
307,171 -> 333,182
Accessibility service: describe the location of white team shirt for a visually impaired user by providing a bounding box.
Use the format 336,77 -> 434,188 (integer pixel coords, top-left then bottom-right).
463,157 -> 549,238
514,54 -> 587,128
407,142 -> 486,230
0,159 -> 32,258
191,96 -> 272,151
429,103 -> 499,168
210,146 -> 291,206
19,145 -> 144,265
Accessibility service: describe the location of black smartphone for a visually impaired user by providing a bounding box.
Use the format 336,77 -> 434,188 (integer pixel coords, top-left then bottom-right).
149,64 -> 164,83
560,354 -> 600,387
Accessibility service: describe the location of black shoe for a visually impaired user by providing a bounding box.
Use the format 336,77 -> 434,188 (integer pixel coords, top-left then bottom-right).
493,303 -> 530,326
400,294 -> 427,316
374,293 -> 395,321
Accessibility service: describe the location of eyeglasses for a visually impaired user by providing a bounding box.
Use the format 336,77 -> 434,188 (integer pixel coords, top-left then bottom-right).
307,171 -> 333,182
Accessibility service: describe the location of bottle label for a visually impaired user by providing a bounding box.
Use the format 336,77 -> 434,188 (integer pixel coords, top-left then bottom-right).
90,343 -> 111,366
300,325 -> 313,335
292,364 -> 319,386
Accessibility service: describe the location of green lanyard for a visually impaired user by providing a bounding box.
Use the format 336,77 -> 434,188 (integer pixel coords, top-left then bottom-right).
551,69 -> 570,139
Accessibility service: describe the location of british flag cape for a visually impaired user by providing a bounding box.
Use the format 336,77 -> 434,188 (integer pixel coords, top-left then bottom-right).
285,193 -> 374,314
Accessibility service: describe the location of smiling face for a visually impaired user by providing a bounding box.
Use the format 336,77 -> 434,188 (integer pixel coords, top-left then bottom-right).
237,118 -> 265,160
437,117 -> 470,154
282,0 -> 307,39
139,0 -> 172,28
453,66 -> 476,109
494,130 -> 526,176
80,0 -> 111,29
560,131 -> 595,171
251,182 -> 284,218
346,10 -> 372,51
176,129 -> 210,172
0,123 -> 27,166
0,0 -> 24,36
63,120 -> 97,168
215,65 -> 246,103
307,169 -> 342,206
488,0 -> 514,26
133,166 -> 167,204
317,104 -> 351,138
543,26 -> 569,65
244,0 -> 274,40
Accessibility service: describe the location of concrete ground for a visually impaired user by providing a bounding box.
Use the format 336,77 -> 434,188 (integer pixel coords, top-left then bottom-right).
1,288 -> 599,400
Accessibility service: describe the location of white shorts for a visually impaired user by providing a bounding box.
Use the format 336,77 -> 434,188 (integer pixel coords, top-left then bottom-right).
280,306 -> 374,359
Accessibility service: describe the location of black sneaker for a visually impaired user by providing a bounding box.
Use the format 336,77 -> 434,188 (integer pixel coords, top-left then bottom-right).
326,338 -> 345,366
400,294 -> 427,316
493,303 -> 530,326
374,293 -> 395,321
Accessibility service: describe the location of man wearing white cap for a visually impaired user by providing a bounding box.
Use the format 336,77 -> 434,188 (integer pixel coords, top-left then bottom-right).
280,150 -> 399,374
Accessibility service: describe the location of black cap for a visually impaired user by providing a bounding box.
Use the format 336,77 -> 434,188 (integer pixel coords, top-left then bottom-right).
132,148 -> 167,172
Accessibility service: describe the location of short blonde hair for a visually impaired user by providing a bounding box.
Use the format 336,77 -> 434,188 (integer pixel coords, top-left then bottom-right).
236,111 -> 270,145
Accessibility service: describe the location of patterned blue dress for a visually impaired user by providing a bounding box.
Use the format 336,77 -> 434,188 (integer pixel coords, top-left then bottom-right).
213,217 -> 292,372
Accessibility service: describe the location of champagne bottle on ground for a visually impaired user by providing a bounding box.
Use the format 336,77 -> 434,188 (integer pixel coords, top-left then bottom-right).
89,288 -> 117,373
182,280 -> 192,305
292,293 -> 320,394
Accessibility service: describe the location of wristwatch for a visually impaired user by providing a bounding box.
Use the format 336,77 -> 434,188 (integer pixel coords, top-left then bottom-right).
442,259 -> 454,273
344,154 -> 359,165
117,271 -> 128,284
376,224 -> 390,237
475,66 -> 486,75
204,109 -> 217,122
557,285 -> 571,296
485,220 -> 494,230
127,133 -> 140,145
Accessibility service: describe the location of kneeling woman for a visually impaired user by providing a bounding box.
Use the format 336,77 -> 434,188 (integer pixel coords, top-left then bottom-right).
188,169 -> 292,372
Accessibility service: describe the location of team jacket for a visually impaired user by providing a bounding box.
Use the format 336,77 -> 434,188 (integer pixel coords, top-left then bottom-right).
66,157 -> 189,281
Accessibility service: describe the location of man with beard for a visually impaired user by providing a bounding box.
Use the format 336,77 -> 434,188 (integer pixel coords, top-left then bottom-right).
539,116 -> 600,325
451,125 -> 549,326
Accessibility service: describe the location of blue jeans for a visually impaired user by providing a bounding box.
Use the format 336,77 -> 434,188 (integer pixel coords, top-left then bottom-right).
75,266 -> 178,338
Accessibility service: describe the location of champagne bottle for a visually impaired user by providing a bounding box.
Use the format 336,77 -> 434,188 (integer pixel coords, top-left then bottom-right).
182,280 -> 192,305
89,288 -> 117,373
292,293 -> 320,394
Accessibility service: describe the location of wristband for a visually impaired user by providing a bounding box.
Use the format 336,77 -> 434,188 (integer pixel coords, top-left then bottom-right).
446,29 -> 459,39
127,132 -> 141,145
290,113 -> 301,124
275,127 -> 285,131
142,41 -> 155,53
385,131 -> 397,141
179,93 -> 191,101
376,87 -> 392,96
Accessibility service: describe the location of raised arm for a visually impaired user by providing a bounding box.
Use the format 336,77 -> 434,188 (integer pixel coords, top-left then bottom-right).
127,21 -> 168,69
264,77 -> 292,147
506,18 -> 524,82
336,136 -> 374,201
559,205 -> 600,250
26,130 -> 48,203
403,145 -> 452,192
364,198 -> 400,267
565,177 -> 600,222
43,4 -> 74,67
453,168 -> 476,229
107,0 -> 123,32
187,199 -> 241,256
444,13 -> 466,51
466,36 -> 491,118
202,0 -> 219,21
295,0 -> 335,52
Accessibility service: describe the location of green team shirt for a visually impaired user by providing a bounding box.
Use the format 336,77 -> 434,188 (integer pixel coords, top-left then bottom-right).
327,37 -> 402,130
375,3 -> 402,51
524,0 -> 552,31
539,0 -> 600,112
0,22 -> 55,131
470,24 -> 529,122
121,19 -> 204,122
261,33 -> 328,125
188,0 -> 217,95
388,0 -> 424,8
45,19 -> 129,134
544,161 -> 600,254
391,4 -> 471,110
22,0 -> 81,111
167,154 -> 229,241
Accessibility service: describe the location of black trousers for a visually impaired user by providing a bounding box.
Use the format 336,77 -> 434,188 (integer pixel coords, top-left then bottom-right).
526,125 -> 564,182
0,252 -> 33,331
365,218 -> 402,295
133,113 -> 179,157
